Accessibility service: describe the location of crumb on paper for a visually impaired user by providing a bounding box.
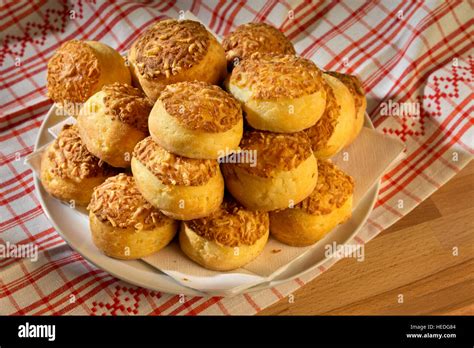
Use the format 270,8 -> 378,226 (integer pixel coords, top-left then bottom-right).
182,278 -> 189,281
271,249 -> 282,254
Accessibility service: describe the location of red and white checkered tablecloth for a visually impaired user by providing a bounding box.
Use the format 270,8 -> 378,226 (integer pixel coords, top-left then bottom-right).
0,0 -> 472,315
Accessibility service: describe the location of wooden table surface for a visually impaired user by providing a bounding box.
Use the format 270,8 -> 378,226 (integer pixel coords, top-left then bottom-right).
260,161 -> 474,315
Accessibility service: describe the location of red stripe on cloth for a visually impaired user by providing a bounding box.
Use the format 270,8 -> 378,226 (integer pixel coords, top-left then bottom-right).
0,100 -> 51,127
18,259 -> 56,314
0,146 -> 34,166
285,1 -> 332,41
0,279 -> 25,315
214,0 -> 237,35
6,254 -> 112,314
271,287 -> 284,300
0,5 -> 151,86
167,296 -> 203,316
0,1 -> 124,82
0,206 -> 42,233
337,1 -> 415,70
377,42 -> 472,180
371,8 -> 470,121
0,253 -> 83,295
221,1 -> 246,35
376,98 -> 472,207
2,85 -> 46,110
158,0 -> 179,14
184,296 -> 221,315
278,0 -> 309,31
364,2 -> 459,95
243,293 -> 261,312
0,114 -> 43,137
190,0 -> 202,14
0,1 -> 108,73
0,1 -> 47,31
0,227 -> 54,253
301,1 -> 378,59
0,0 -> 32,14
367,218 -> 385,231
1,182 -> 35,207
111,2 -> 139,38
1,5 -> 161,114
379,177 -> 424,206
285,1 -> 342,60
3,138 -> 120,307
373,41 -> 471,155
208,0 -> 227,30
36,273 -> 117,315
252,0 -> 278,23
149,295 -> 181,315
216,298 -> 230,315
61,253 -> 119,315
393,83 -> 468,176
295,278 -> 305,287
0,233 -> 63,268
344,1 -> 422,82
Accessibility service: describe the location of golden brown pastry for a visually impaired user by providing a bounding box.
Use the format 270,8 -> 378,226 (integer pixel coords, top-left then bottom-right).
222,130 -> 318,211
226,54 -> 326,133
88,174 -> 177,259
305,73 -> 356,159
148,81 -> 243,159
128,19 -> 227,102
77,83 -> 152,168
131,137 -> 224,220
222,22 -> 295,68
180,196 -> 269,271
40,124 -> 117,206
47,40 -> 131,117
326,71 -> 366,145
270,160 -> 354,246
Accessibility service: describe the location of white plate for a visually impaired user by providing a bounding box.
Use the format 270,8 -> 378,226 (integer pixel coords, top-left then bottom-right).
34,105 -> 379,297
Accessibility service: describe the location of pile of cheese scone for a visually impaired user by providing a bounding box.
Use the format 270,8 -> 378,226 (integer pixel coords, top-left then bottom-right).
41,20 -> 366,271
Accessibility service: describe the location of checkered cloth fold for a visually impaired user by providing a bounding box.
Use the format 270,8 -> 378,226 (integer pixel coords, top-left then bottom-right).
0,0 -> 472,315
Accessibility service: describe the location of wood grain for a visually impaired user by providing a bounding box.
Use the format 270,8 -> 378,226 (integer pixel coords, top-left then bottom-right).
259,161 -> 474,315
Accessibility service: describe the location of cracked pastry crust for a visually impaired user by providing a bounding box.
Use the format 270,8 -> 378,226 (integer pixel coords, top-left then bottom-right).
326,71 -> 367,145
133,137 -> 218,186
88,173 -> 177,259
149,81 -> 243,159
47,40 -> 131,117
304,73 -> 356,159
296,160 -> 354,215
101,83 -> 152,133
222,130 -> 318,211
270,160 -> 354,247
159,81 -> 241,132
47,40 -> 99,109
230,53 -> 324,100
39,124 -> 117,206
230,130 -> 313,178
131,137 -> 224,220
226,53 -> 326,132
128,19 -> 227,101
222,22 -> 295,68
186,197 -> 269,247
305,80 -> 339,152
180,197 -> 269,271
88,174 -> 170,229
77,83 -> 151,168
